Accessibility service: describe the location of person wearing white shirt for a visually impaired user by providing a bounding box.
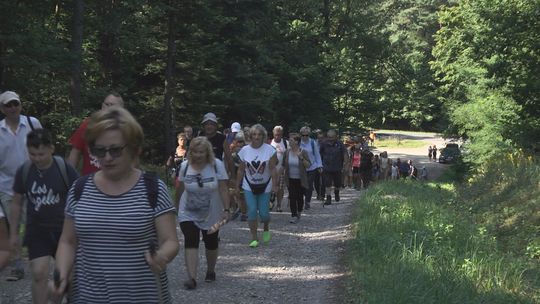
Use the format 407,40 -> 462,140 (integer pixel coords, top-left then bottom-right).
269,125 -> 288,212
0,90 -> 42,281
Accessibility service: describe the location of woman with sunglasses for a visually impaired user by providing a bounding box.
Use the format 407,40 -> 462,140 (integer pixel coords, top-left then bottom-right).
175,136 -> 230,290
283,134 -> 311,223
51,107 -> 179,304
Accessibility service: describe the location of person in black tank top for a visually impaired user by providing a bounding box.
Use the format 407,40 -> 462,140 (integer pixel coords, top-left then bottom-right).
207,133 -> 226,160
200,113 -> 235,179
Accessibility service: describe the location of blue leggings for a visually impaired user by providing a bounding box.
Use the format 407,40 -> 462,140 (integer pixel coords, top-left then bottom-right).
244,191 -> 271,222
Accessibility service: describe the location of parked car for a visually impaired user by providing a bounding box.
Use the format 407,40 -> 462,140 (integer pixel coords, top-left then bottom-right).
438,143 -> 461,163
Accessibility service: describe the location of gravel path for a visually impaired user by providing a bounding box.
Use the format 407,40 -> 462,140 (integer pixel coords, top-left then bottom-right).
1,131 -> 450,304
0,189 -> 358,304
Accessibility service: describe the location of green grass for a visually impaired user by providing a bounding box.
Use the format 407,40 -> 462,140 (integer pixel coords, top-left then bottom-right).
375,137 -> 427,149
346,180 -> 539,303
375,129 -> 441,137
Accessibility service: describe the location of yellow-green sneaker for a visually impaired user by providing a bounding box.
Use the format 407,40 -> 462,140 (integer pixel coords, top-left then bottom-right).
249,240 -> 259,248
262,231 -> 271,244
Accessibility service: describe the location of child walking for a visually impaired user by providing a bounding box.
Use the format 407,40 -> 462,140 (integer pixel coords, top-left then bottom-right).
8,129 -> 78,304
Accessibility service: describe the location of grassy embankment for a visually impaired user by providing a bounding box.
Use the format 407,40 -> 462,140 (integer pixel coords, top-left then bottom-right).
346,153 -> 539,303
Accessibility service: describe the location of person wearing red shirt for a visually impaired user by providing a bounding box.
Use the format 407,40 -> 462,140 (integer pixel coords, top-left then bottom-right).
67,92 -> 124,174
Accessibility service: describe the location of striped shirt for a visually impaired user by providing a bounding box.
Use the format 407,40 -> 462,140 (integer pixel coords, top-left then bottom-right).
65,175 -> 175,304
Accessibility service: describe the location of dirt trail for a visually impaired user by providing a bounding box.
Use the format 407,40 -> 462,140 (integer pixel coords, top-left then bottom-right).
0,132 -> 449,304
373,131 -> 451,180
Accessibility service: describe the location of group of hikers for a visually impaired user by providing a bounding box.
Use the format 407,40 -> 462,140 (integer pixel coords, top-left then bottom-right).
0,89 -> 425,303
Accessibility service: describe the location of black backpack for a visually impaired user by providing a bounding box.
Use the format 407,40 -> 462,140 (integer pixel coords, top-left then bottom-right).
182,161 -> 218,177
21,156 -> 70,193
73,172 -> 159,209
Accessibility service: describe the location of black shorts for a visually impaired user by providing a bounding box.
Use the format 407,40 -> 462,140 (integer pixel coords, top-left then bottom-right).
352,167 -> 361,174
23,226 -> 62,260
180,221 -> 219,250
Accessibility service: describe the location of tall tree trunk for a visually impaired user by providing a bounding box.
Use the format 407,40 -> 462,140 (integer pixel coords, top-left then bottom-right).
69,0 -> 84,115
96,0 -> 118,87
163,3 -> 177,156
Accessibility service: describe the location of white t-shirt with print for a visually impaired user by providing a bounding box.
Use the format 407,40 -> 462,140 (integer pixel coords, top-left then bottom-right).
239,144 -> 276,193
178,159 -> 228,230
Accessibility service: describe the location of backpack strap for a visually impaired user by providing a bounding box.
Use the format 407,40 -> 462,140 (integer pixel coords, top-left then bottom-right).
73,173 -> 159,210
283,139 -> 288,150
183,161 -> 218,178
21,160 -> 33,190
183,162 -> 189,178
53,156 -> 70,191
143,172 -> 159,209
310,139 -> 316,157
73,175 -> 90,202
26,115 -> 35,131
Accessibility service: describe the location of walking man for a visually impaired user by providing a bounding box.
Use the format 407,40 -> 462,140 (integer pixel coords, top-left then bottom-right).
199,113 -> 234,180
0,91 -> 43,281
269,125 -> 288,212
67,91 -> 124,174
319,129 -> 348,205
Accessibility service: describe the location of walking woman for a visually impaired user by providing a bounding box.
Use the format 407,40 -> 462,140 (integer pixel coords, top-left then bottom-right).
283,134 -> 311,223
51,107 -> 179,304
175,137 -> 230,290
166,132 -> 188,179
236,124 -> 278,248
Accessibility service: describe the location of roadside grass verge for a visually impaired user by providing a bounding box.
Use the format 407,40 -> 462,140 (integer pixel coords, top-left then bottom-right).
346,180 -> 538,303
457,152 -> 539,260
375,129 -> 440,137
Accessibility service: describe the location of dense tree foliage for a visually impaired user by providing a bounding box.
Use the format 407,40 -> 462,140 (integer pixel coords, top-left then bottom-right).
432,0 -> 539,162
1,0 -> 538,163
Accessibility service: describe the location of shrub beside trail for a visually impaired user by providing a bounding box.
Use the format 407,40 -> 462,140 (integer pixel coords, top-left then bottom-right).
346,168 -> 539,303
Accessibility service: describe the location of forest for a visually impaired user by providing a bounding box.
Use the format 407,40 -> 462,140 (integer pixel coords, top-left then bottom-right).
1,0 -> 538,164
1,1 -> 539,301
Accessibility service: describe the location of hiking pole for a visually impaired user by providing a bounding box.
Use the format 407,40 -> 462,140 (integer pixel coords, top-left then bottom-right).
207,215 -> 230,235
149,240 -> 165,304
269,191 -> 276,210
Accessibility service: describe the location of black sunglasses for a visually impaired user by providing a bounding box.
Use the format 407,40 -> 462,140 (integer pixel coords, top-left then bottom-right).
196,175 -> 204,188
2,100 -> 20,108
301,134 -> 309,137
90,145 -> 127,158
